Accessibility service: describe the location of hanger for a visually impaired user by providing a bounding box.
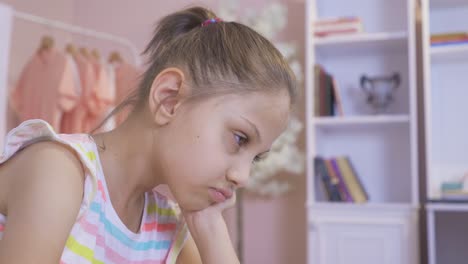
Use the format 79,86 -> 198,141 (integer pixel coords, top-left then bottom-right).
65,43 -> 77,55
108,51 -> 123,63
91,48 -> 101,60
38,35 -> 54,52
79,47 -> 90,58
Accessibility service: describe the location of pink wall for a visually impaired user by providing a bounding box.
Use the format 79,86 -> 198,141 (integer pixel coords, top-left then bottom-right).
4,0 -> 306,263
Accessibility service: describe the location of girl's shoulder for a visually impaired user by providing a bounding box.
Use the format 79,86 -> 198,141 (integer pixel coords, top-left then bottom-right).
1,119 -> 100,220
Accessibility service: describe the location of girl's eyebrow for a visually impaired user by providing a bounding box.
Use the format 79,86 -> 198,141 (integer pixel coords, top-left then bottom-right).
240,116 -> 261,142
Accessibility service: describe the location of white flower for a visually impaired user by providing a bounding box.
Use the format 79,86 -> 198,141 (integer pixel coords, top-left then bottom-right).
218,0 -> 239,22
247,116 -> 304,196
289,60 -> 303,83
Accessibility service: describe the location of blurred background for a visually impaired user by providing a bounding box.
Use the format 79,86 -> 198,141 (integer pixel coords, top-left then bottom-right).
3,1 -> 468,264
0,1 -> 307,264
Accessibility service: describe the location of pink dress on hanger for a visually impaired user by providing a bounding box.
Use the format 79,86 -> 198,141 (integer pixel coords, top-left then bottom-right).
10,48 -> 78,132
60,53 -> 95,133
84,57 -> 114,132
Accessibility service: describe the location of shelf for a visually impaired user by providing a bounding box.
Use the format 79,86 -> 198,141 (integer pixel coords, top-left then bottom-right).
313,115 -> 410,127
314,31 -> 407,56
431,44 -> 468,62
426,202 -> 468,212
308,202 -> 418,211
430,0 -> 468,9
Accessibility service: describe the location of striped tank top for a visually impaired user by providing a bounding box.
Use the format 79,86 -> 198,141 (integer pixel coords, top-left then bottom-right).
0,119 -> 188,263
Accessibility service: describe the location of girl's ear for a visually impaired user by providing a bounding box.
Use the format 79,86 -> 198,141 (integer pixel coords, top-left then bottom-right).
148,68 -> 187,125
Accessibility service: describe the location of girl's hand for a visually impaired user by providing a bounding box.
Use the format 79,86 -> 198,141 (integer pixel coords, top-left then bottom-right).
183,191 -> 236,221
181,193 -> 240,264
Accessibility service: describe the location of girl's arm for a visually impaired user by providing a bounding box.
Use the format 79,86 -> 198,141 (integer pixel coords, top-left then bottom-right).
179,196 -> 239,264
0,142 -> 84,264
176,234 -> 202,264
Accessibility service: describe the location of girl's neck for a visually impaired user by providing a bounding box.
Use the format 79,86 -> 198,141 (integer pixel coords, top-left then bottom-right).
92,112 -> 164,209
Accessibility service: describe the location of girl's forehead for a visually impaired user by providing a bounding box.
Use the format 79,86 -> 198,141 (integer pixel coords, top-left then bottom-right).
181,90 -> 291,128
214,92 -> 291,126
210,90 -> 291,109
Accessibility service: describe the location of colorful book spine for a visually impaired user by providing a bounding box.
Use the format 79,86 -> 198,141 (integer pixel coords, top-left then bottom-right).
345,156 -> 369,201
314,17 -> 363,38
330,158 -> 353,202
431,39 -> 468,46
431,32 -> 468,41
315,28 -> 362,38
323,72 -> 333,116
336,156 -> 368,203
314,65 -> 321,116
314,65 -> 344,117
314,157 -> 342,201
314,16 -> 361,26
431,37 -> 468,44
319,67 -> 328,116
331,78 -> 344,116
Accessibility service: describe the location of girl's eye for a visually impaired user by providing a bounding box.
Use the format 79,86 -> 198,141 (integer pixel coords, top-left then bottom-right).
234,133 -> 248,146
253,155 -> 262,164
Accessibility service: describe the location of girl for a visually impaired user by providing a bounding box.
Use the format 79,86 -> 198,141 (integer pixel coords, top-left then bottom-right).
0,6 -> 296,264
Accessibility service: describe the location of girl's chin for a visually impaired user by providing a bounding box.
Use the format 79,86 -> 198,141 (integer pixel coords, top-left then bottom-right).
178,198 -> 212,212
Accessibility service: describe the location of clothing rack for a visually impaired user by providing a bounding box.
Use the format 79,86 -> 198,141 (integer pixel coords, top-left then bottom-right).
13,10 -> 141,66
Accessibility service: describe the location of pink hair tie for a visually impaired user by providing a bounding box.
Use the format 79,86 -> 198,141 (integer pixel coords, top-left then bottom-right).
201,18 -> 223,27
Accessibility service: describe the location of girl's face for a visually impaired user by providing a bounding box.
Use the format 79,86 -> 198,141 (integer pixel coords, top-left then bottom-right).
157,90 -> 291,211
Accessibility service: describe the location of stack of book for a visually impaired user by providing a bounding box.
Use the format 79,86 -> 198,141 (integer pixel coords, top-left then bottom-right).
314,64 -> 344,117
314,17 -> 364,38
431,32 -> 468,47
314,156 -> 369,203
439,181 -> 468,202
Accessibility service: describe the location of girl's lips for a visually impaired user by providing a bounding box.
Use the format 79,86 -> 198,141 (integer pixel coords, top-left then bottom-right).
209,187 -> 233,203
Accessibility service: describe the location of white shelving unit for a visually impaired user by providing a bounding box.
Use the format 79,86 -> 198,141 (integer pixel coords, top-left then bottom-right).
305,0 -> 419,263
421,0 -> 468,263
315,32 -> 408,56
314,115 -> 410,127
431,44 -> 468,62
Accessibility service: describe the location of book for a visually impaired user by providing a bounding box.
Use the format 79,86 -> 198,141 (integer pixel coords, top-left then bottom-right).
440,191 -> 468,201
331,77 -> 344,116
314,65 -> 322,116
315,23 -> 363,33
441,181 -> 463,191
314,16 -> 364,38
314,66 -> 334,117
325,72 -> 334,116
431,40 -> 468,47
315,28 -> 362,38
314,16 -> 361,27
336,156 -> 368,203
319,67 -> 328,116
431,37 -> 468,44
314,65 -> 343,117
328,158 -> 353,202
315,157 -> 342,201
431,32 -> 468,41
346,157 -> 369,201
